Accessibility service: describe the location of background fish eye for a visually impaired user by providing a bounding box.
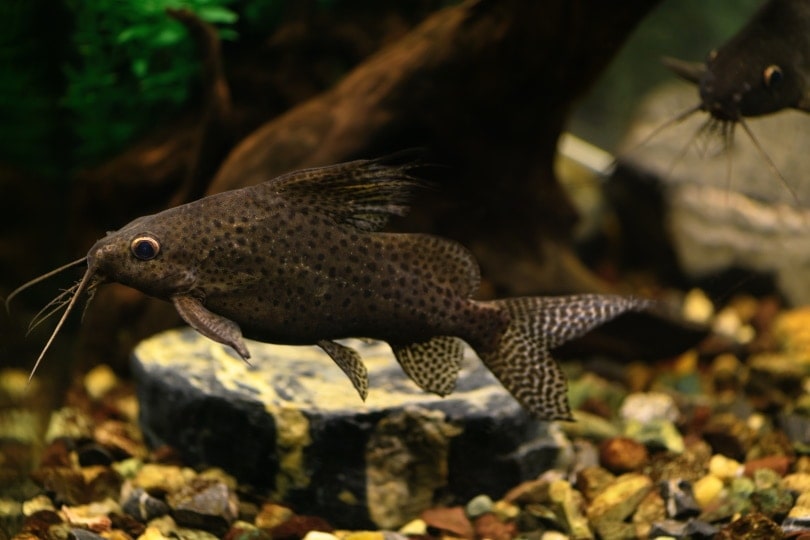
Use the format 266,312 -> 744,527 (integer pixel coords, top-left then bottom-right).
763,64 -> 783,87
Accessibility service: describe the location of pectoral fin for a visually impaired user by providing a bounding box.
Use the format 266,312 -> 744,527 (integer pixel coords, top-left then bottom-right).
661,56 -> 706,85
172,295 -> 251,361
391,336 -> 464,396
317,340 -> 369,400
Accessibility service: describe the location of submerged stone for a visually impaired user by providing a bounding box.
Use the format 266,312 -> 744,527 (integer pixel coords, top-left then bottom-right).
132,329 -> 561,528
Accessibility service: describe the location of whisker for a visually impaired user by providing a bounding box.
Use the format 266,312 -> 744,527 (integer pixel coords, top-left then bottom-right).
666,115 -> 713,178
724,121 -> 735,205
26,283 -> 79,332
5,257 -> 87,313
614,103 -> 703,171
739,117 -> 800,205
80,281 -> 100,323
27,268 -> 95,383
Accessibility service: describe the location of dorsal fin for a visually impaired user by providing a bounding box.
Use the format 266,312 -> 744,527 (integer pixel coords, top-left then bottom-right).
268,154 -> 428,232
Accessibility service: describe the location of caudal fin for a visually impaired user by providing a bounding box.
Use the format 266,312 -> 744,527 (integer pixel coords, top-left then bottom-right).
476,294 -> 653,421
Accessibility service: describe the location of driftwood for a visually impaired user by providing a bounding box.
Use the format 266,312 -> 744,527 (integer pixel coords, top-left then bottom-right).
70,0 -> 672,371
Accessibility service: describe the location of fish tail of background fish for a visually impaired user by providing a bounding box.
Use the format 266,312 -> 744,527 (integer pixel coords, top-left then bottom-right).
475,294 -> 653,421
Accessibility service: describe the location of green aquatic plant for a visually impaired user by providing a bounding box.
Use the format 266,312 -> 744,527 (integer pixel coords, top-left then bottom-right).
63,0 -> 238,164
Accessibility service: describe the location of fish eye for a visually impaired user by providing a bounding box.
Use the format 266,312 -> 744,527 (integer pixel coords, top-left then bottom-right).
763,64 -> 783,87
130,235 -> 161,260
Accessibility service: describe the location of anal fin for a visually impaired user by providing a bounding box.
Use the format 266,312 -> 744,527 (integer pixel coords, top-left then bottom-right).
318,340 -> 369,401
390,336 -> 464,396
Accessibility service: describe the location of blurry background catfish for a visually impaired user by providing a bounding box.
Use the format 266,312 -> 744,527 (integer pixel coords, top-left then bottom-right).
649,0 -> 810,197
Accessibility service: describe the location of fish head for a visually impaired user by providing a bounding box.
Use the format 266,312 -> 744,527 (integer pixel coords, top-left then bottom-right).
87,213 -> 197,299
700,48 -> 802,121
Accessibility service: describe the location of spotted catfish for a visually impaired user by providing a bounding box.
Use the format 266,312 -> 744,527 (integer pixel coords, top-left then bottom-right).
9,157 -> 652,420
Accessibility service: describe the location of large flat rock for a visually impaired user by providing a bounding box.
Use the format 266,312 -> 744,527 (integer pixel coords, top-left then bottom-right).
131,328 -> 565,528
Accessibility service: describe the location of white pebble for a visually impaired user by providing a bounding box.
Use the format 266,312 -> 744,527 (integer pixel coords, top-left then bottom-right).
619,392 -> 679,423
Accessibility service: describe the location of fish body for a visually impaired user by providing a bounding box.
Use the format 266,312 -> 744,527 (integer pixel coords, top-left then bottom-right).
22,158 -> 651,420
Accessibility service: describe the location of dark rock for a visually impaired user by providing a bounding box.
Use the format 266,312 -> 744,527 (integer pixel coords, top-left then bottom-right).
750,487 -> 794,521
782,515 -> 810,533
702,413 -> 755,461
108,512 -> 147,538
121,486 -> 170,522
68,528 -> 106,540
660,479 -> 701,520
133,330 -> 563,528
649,518 -> 718,539
167,478 -> 237,536
267,515 -> 334,540
780,412 -> 810,450
715,511 -> 784,539
76,443 -> 114,467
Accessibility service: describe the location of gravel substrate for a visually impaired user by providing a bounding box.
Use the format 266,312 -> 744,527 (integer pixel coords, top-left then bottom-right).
3,289 -> 810,539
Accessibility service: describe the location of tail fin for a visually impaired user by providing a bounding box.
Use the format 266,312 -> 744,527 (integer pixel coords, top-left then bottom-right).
475,294 -> 653,421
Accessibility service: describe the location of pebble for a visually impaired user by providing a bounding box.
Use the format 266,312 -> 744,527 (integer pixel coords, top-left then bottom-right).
702,414 -> 755,460
682,288 -> 714,324
715,511 -> 784,539
465,494 -> 493,519
692,475 -> 724,509
492,500 -> 519,521
44,407 -> 94,442
750,486 -> 794,520
586,473 -> 652,529
166,479 -> 238,536
121,486 -> 170,522
598,437 -> 648,473
547,479 -> 592,539
744,455 -> 793,478
648,518 -> 718,539
623,418 -> 684,453
132,464 -> 195,494
302,531 -> 339,540
661,479 -> 701,520
632,490 -> 665,536
783,473 -> 810,494
708,454 -> 743,480
619,392 -> 680,424
576,466 -> 616,502
397,518 -> 426,536
83,365 -> 119,401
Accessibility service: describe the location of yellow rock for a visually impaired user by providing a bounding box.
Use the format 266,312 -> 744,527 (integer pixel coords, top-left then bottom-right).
783,473 -> 810,493
774,307 -> 810,363
693,475 -> 724,508
255,503 -> 294,529
132,463 -> 195,493
493,499 -> 520,521
342,532 -> 385,540
84,364 -> 119,400
587,473 -> 653,526
398,519 -> 427,536
708,454 -> 743,480
137,527 -> 172,540
682,289 -> 714,324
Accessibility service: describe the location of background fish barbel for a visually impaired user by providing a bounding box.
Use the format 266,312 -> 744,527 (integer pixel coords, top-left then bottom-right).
9,156 -> 653,420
